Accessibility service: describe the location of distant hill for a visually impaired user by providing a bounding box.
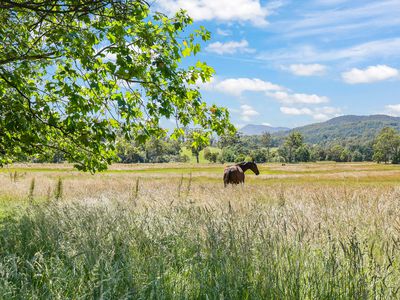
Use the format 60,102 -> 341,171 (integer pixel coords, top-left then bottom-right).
240,124 -> 290,135
275,114 -> 400,144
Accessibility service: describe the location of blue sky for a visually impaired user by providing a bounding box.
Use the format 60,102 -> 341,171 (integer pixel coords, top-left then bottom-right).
156,0 -> 400,128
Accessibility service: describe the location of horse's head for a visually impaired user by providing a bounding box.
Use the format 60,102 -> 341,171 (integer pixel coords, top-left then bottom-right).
249,161 -> 260,175
238,161 -> 260,175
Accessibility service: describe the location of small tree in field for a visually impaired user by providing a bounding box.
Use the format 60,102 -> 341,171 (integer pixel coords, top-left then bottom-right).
326,144 -> 345,162
295,145 -> 311,162
372,151 -> 384,164
310,145 -> 326,162
279,132 -> 304,163
373,127 -> 400,164
260,131 -> 272,159
186,130 -> 209,164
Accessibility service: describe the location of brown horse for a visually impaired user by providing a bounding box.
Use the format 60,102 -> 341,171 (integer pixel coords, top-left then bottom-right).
223,161 -> 260,187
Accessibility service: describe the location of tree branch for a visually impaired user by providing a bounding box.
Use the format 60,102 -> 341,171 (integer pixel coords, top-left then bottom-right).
0,52 -> 60,65
0,71 -> 100,157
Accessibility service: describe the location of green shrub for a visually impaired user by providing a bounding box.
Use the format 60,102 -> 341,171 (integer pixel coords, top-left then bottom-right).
219,148 -> 236,163
204,149 -> 218,163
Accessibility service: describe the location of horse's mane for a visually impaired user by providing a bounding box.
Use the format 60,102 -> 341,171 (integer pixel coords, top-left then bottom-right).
236,161 -> 254,167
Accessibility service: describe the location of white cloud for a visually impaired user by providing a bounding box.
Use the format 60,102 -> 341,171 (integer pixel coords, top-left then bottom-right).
286,64 -> 326,76
257,38 -> 400,63
262,122 -> 272,126
214,78 -> 284,96
206,40 -> 255,55
280,107 -> 313,115
280,106 -> 341,120
156,0 -> 270,27
205,78 -> 329,110
275,1 -> 400,39
216,28 -> 232,36
292,1 -> 399,30
200,76 -> 336,122
241,104 -> 259,121
333,39 -> 400,62
265,0 -> 288,12
385,104 -> 400,116
269,91 -> 329,104
342,65 -> 399,84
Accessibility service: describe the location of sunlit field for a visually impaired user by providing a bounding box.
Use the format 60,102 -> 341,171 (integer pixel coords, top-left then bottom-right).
1,162 -> 400,299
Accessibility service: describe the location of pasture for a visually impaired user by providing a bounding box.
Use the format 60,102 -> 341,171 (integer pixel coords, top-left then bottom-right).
1,162 -> 400,299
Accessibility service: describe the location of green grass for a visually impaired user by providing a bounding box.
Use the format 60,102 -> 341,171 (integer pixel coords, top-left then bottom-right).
1,200 -> 399,299
0,196 -> 18,220
1,163 -> 400,299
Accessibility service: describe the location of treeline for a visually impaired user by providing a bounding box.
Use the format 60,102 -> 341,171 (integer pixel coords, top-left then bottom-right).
116,137 -> 186,163
24,136 -> 188,164
207,127 -> 399,164
20,127 -> 400,164
214,132 -> 373,163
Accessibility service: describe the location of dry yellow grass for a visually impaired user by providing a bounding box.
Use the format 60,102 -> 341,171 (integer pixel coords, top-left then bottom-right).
2,162 -> 400,243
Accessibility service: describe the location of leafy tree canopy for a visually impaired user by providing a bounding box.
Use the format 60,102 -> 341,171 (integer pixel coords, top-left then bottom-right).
185,129 -> 209,163
0,0 -> 234,172
279,132 -> 304,163
373,127 -> 400,164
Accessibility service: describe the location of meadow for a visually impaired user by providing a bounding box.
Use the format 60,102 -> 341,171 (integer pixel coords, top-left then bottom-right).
1,162 -> 400,299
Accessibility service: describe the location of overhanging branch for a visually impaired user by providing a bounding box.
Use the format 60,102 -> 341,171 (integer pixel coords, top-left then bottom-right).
0,52 -> 60,65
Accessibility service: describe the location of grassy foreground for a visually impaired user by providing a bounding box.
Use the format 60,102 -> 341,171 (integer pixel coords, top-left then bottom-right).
1,163 -> 400,299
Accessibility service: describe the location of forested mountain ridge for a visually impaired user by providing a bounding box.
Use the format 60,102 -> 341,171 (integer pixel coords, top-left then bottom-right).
239,124 -> 290,135
273,115 -> 400,144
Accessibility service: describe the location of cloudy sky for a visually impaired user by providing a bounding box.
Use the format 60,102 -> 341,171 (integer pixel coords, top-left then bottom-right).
156,0 -> 400,128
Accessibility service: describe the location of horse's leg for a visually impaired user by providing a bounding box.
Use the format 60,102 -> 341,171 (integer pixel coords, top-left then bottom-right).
239,173 -> 245,187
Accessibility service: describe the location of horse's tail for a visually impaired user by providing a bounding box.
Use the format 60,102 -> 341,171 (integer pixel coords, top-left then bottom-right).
223,169 -> 230,187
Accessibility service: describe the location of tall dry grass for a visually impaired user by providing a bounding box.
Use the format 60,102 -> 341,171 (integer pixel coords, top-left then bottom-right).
0,166 -> 400,298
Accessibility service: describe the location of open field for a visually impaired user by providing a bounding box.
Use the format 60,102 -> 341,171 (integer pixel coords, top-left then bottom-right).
1,162 -> 400,299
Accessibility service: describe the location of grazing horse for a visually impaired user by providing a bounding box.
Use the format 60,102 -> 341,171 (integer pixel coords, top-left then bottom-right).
223,161 -> 260,187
